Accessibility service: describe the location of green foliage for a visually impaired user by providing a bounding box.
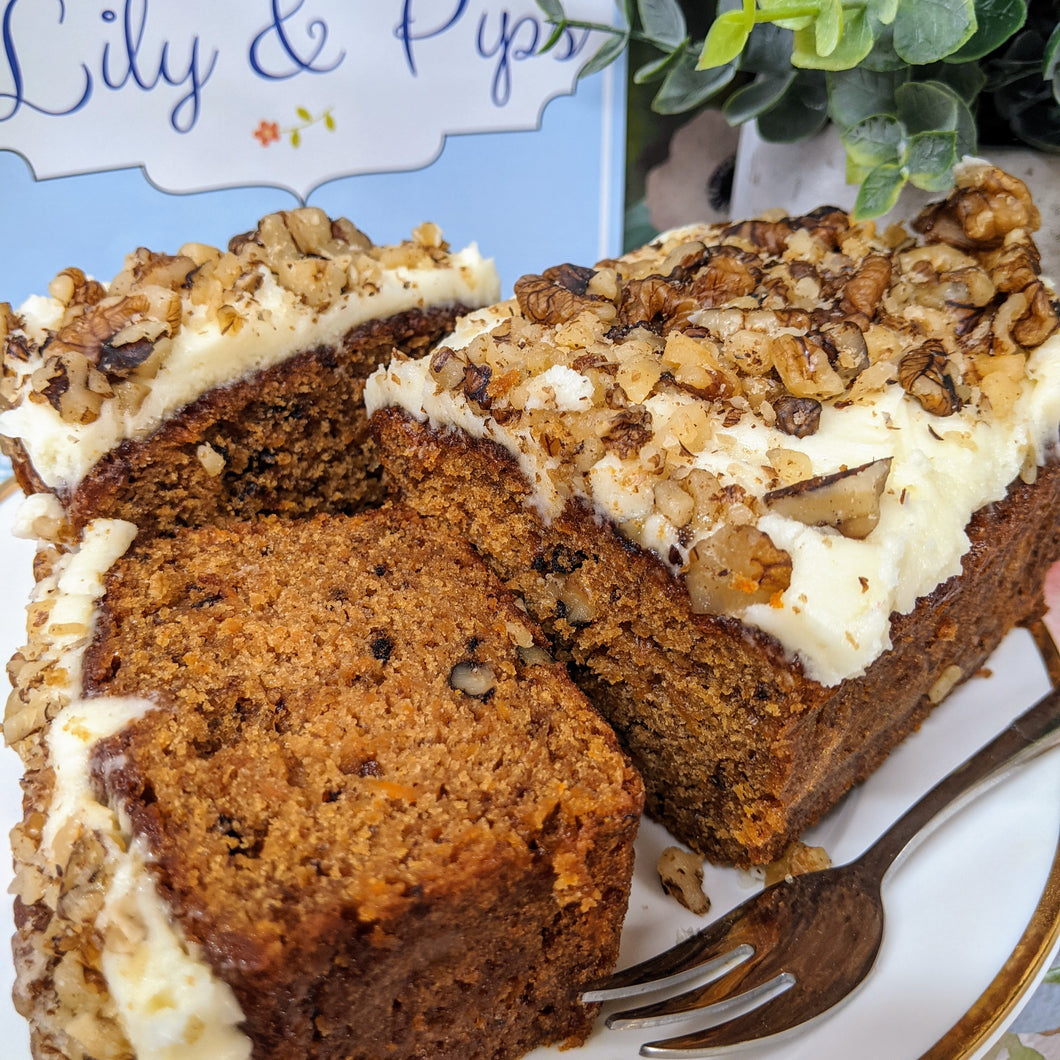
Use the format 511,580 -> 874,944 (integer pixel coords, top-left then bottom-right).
537,0 -> 1060,218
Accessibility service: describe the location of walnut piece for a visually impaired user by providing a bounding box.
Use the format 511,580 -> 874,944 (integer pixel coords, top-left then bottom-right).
448,661 -> 496,698
686,523 -> 793,614
657,846 -> 711,914
897,341 -> 962,416
763,841 -> 832,886
765,457 -> 892,540
913,164 -> 1040,250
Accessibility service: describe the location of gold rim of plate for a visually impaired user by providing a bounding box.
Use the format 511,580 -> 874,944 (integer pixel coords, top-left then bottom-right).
921,838 -> 1060,1060
921,617 -> 1060,1060
0,479 -> 1057,1057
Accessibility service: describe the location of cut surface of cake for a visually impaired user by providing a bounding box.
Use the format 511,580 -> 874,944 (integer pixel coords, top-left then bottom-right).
0,211 -> 499,536
4,506 -> 642,1060
367,163 -> 1060,864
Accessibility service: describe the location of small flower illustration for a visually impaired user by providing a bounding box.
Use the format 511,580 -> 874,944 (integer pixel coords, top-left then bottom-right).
253,120 -> 281,147
252,108 -> 335,149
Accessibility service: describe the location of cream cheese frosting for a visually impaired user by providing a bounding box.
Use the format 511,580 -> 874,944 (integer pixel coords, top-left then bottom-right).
19,516 -> 253,1059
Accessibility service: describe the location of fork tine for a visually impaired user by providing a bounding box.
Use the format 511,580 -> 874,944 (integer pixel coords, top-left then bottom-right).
607,970 -> 795,1030
637,978 -> 851,1058
605,919 -> 801,1031
581,941 -> 753,1003
581,891 -> 765,1003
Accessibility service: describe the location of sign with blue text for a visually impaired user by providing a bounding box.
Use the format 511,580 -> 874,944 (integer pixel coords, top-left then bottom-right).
0,1 -> 624,304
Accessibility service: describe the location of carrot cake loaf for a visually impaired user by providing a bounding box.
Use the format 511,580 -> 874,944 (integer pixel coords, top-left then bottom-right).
368,162 -> 1060,864
4,505 -> 642,1059
0,210 -> 499,536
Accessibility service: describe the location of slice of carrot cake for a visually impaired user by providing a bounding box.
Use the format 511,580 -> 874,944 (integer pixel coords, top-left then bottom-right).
367,162 -> 1060,865
5,506 -> 642,1059
0,211 -> 499,537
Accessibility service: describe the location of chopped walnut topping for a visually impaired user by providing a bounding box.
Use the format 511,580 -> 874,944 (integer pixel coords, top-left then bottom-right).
773,395 -> 822,438
2,207 -> 468,431
403,168 -> 1055,622
912,163 -> 1040,250
686,523 -> 793,614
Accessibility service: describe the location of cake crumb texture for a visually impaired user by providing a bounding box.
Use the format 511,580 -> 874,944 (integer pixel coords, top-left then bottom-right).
372,394 -> 1060,866
54,507 -> 641,1059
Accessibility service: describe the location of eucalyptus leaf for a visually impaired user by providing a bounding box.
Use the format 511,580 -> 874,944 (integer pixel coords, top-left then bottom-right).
948,0 -> 1027,61
637,0 -> 687,49
1008,97 -> 1060,150
634,43 -> 688,83
895,79 -> 957,132
792,7 -> 874,69
927,59 -> 988,101
893,0 -> 977,65
846,153 -> 875,183
698,9 -> 754,68
841,113 -> 904,166
868,0 -> 899,26
756,70 -> 830,140
724,71 -> 798,122
739,21 -> 794,74
827,66 -> 908,127
656,47 -> 737,111
861,25 -> 907,70
905,129 -> 959,189
896,79 -> 976,153
1046,23 -> 1060,104
853,162 -> 907,219
535,0 -> 566,21
816,0 -> 844,56
579,29 -> 631,79
539,22 -> 567,53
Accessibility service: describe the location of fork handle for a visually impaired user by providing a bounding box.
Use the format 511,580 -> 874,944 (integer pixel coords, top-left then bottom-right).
857,684 -> 1060,879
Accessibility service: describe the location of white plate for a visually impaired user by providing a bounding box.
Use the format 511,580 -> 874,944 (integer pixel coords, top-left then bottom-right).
0,491 -> 1058,1060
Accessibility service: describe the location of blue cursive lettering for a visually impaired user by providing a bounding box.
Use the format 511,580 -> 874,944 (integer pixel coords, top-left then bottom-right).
250,0 -> 345,81
0,0 -> 91,121
99,0 -> 218,133
394,0 -> 467,76
476,12 -> 538,107
395,3 -> 594,107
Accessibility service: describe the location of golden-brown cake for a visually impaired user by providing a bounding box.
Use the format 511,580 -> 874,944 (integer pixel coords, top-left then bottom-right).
0,211 -> 499,536
5,506 -> 642,1059
367,163 -> 1060,865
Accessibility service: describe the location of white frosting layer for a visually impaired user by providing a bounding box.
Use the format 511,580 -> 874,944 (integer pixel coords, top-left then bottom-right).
35,520 -> 253,1059
366,314 -> 1060,686
0,245 -> 499,490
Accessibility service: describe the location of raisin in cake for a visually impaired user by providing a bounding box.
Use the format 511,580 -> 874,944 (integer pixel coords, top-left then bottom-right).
368,162 -> 1060,865
0,211 -> 498,536
4,506 -> 642,1059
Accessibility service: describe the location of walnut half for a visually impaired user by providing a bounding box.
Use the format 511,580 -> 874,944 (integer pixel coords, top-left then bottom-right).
765,457 -> 892,540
